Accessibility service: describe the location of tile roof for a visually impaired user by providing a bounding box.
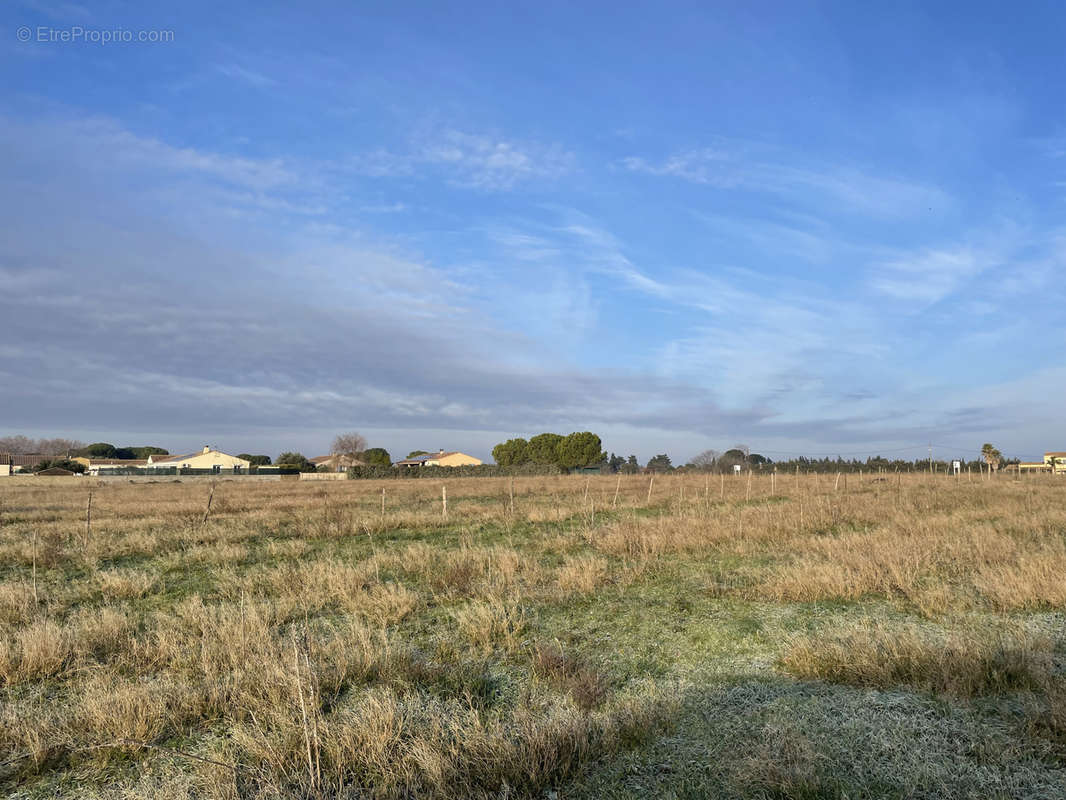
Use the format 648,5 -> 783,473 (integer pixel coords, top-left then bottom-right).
0,453 -> 48,467
148,452 -> 198,464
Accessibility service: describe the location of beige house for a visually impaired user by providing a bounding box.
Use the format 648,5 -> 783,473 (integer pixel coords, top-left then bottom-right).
147,446 -> 251,472
394,449 -> 483,468
1018,452 -> 1066,474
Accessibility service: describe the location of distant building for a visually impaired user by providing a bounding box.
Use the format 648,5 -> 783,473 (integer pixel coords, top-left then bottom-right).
309,454 -> 366,472
146,446 -> 251,473
72,457 -> 149,475
1017,452 -> 1066,475
0,453 -> 48,476
34,466 -> 76,476
394,449 -> 483,468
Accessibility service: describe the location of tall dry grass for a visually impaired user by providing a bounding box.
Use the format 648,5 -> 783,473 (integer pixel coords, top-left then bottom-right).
780,619 -> 1060,697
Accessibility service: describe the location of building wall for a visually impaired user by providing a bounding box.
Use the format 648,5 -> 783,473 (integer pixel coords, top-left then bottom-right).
0,465 -> 10,477
1043,453 -> 1066,474
160,451 -> 251,470
437,452 -> 482,467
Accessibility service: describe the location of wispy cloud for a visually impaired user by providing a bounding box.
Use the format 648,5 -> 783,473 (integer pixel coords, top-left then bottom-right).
622,145 -> 951,219
53,116 -> 299,190
869,245 -> 990,305
2,102 -> 1062,460
418,129 -> 574,189
348,129 -> 575,190
215,63 -> 278,88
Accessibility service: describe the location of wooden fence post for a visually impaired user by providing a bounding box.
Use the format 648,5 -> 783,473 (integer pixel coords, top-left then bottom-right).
32,528 -> 39,606
200,482 -> 216,528
84,489 -> 93,546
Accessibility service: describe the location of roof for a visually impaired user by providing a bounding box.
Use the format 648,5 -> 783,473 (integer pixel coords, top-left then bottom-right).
1045,452 -> 1066,457
84,458 -> 148,466
311,454 -> 366,465
0,453 -> 48,467
149,449 -> 251,465
35,466 -> 75,476
149,451 -> 199,464
395,450 -> 479,465
395,454 -> 434,464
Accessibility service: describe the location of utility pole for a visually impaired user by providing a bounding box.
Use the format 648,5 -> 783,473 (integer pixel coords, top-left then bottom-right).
928,443 -> 933,473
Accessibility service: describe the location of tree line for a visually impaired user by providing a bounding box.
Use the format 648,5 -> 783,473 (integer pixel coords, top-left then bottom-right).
672,443 -> 1018,474
0,436 -> 85,455
491,432 -> 605,471
2,440 -> 174,474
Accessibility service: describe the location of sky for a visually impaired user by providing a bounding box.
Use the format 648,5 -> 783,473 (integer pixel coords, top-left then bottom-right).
1,0 -> 1064,464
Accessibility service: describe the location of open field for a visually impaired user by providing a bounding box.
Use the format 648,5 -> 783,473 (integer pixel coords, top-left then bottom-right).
1,471 -> 1064,798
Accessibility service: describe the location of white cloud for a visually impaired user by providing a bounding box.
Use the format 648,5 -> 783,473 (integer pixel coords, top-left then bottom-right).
215,63 -> 278,88
870,246 -> 988,305
622,145 -> 951,219
35,116 -> 300,190
348,129 -> 574,190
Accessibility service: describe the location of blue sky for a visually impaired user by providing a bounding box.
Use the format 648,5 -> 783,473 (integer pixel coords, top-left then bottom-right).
2,1 -> 1064,463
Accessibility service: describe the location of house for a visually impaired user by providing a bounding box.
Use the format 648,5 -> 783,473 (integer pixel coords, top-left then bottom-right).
0,453 -> 48,476
1017,452 -> 1066,474
72,457 -> 148,476
394,449 -> 483,468
309,454 -> 365,472
146,446 -> 251,473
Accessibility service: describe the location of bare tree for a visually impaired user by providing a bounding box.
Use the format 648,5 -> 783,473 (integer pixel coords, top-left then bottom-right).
689,449 -> 720,469
0,435 -> 35,454
38,438 -> 84,456
331,432 -> 367,458
0,435 -> 84,455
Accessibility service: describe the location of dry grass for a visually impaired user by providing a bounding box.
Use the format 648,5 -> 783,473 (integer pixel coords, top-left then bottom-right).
553,554 -> 609,597
450,597 -> 527,654
533,641 -> 610,711
1,471 -> 1064,797
780,619 -> 1061,697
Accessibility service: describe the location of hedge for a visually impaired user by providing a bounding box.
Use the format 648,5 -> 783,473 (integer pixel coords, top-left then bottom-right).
346,464 -> 564,480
